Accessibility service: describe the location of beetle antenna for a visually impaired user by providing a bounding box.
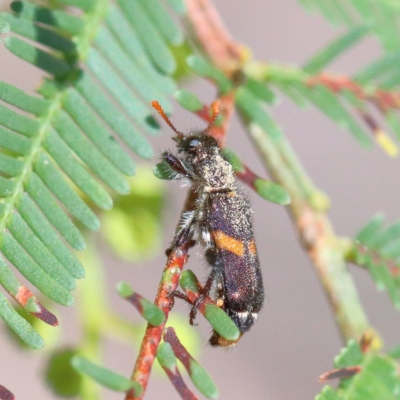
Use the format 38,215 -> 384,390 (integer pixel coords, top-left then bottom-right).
205,100 -> 220,132
151,101 -> 184,139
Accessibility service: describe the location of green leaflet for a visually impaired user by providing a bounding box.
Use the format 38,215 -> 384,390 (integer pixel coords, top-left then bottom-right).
72,356 -> 143,394
174,90 -> 203,112
0,291 -> 44,349
187,55 -> 232,94
303,26 -> 369,74
45,349 -> 82,397
317,341 -> 400,400
0,0 -> 184,348
3,12 -> 77,55
5,36 -> 74,77
298,0 -> 400,52
11,1 -> 83,35
352,215 -> 400,308
118,0 -> 176,74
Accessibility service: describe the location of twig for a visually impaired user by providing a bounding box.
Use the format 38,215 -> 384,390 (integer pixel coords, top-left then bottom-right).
159,360 -> 198,400
186,0 -> 244,72
307,73 -> 400,111
318,366 -> 362,381
125,189 -> 197,400
247,123 -> 373,341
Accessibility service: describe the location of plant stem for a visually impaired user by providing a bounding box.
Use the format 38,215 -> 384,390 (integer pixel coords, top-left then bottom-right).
247,124 -> 372,341
125,189 -> 198,400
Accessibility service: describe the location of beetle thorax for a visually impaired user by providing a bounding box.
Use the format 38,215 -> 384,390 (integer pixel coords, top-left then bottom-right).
195,149 -> 236,189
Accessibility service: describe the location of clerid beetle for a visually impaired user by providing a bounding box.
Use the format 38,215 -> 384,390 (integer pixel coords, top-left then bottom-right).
151,100 -> 264,347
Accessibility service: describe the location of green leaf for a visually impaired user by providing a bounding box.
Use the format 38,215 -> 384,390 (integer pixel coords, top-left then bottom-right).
174,90 -> 203,112
5,37 -> 74,77
334,340 -> 363,368
167,0 -> 186,14
315,385 -> 343,400
222,148 -> 244,173
11,1 -> 83,35
356,213 -> 385,244
245,78 -> 276,104
153,161 -> 175,180
105,5 -> 176,94
74,74 -> 154,159
303,26 -> 369,74
0,127 -> 31,155
188,359 -> 219,399
138,0 -> 183,45
254,179 -> 291,205
4,12 -> 77,55
85,47 -> 159,136
204,303 -> 240,343
298,0 -> 400,52
157,342 -> 177,370
0,13 -> 10,34
236,86 -> 283,140
72,356 -> 143,394
94,25 -> 172,114
1,232 -> 75,307
118,0 -> 176,74
0,0 -> 188,348
388,346 -> 400,359
187,55 -> 232,94
291,83 -> 372,148
62,87 -> 136,176
0,103 -> 39,137
318,341 -> 400,400
0,291 -> 44,349
355,52 -> 400,84
116,282 -> 165,326
0,81 -> 49,116
349,214 -> 400,309
45,348 -> 82,396
179,270 -> 201,294
7,212 -> 76,291
25,173 -> 87,250
43,130 -> 113,210
55,0 -> 96,11
352,216 -> 400,307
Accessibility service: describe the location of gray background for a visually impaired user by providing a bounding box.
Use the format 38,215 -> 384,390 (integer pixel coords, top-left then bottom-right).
1,0 -> 399,399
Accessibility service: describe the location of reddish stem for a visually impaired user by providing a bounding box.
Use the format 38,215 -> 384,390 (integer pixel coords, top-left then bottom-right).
0,385 -> 14,400
125,189 -> 198,400
307,73 -> 400,111
186,0 -> 243,72
163,328 -> 197,374
15,286 -> 58,326
161,365 -> 198,400
318,366 -> 362,381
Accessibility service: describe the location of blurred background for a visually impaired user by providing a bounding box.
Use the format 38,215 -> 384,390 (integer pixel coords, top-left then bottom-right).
0,0 -> 399,399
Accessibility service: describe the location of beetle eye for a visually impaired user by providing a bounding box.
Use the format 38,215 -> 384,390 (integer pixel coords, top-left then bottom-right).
189,139 -> 199,147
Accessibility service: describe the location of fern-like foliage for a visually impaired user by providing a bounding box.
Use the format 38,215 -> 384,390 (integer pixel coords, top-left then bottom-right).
317,340 -> 400,400
299,0 -> 400,53
0,0 -> 185,348
348,214 -> 400,309
255,24 -> 400,157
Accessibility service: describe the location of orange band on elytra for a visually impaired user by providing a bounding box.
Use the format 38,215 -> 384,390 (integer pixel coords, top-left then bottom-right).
213,230 -> 244,257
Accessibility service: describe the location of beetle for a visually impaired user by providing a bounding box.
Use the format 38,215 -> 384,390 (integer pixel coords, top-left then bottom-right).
152,100 -> 264,346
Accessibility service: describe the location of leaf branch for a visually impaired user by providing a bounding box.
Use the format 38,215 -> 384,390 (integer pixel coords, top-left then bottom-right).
125,188 -> 197,400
